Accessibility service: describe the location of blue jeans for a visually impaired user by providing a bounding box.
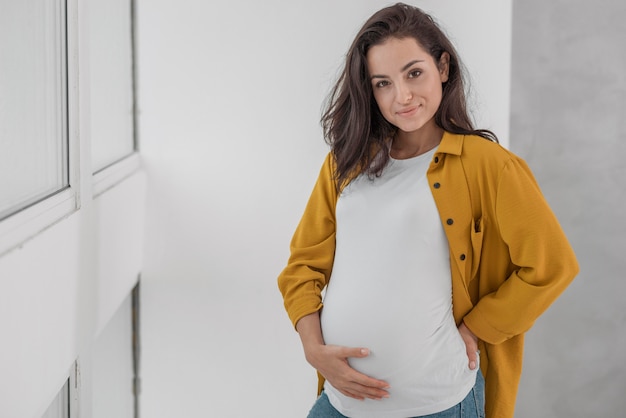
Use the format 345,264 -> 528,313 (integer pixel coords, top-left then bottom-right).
307,372 -> 485,418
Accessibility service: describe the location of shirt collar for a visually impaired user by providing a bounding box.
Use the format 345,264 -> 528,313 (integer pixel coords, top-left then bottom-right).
436,131 -> 464,156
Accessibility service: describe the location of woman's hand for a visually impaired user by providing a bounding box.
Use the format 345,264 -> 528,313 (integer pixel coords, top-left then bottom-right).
458,321 -> 479,370
305,343 -> 390,400
296,312 -> 389,400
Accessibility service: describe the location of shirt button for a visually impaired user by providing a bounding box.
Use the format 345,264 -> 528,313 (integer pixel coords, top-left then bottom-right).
434,182 -> 440,189
446,218 -> 454,225
460,254 -> 466,261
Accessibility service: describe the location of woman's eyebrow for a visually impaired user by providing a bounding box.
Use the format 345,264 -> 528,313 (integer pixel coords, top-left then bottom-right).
401,59 -> 424,72
370,59 -> 425,80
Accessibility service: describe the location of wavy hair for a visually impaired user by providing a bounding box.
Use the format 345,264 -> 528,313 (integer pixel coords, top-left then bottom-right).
321,3 -> 498,189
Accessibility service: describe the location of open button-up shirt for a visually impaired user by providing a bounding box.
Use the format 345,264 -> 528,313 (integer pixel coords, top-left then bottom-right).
278,131 -> 578,418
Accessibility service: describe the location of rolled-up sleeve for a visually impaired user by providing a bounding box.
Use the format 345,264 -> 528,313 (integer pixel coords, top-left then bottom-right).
277,153 -> 339,328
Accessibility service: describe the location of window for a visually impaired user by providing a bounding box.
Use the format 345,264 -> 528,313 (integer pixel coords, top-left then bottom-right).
90,0 -> 136,173
41,378 -> 76,418
41,378 -> 70,418
0,0 -> 69,221
41,363 -> 78,418
0,0 -> 140,255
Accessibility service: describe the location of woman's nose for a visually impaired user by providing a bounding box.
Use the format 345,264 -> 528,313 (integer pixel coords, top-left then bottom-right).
396,83 -> 413,103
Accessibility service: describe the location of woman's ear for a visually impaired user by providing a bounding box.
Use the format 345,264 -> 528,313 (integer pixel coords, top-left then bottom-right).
439,52 -> 450,83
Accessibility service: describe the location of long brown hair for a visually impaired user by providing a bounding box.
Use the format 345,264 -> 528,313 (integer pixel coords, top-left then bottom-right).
321,3 -> 498,189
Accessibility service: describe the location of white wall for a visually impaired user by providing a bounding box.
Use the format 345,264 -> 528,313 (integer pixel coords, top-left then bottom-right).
137,1 -> 511,416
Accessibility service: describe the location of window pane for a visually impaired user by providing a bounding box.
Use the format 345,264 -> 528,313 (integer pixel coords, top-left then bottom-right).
93,292 -> 135,418
0,0 -> 68,220
41,378 -> 70,418
90,0 -> 135,173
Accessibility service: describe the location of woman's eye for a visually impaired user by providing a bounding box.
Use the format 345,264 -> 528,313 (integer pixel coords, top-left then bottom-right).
375,80 -> 390,88
408,70 -> 422,78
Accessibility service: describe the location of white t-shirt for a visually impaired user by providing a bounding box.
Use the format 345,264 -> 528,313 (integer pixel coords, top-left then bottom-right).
321,148 -> 477,417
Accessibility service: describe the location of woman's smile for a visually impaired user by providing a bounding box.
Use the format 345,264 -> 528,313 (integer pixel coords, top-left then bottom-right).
396,105 -> 420,117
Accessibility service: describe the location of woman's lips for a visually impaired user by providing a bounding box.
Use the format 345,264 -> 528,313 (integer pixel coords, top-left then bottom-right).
397,105 -> 418,116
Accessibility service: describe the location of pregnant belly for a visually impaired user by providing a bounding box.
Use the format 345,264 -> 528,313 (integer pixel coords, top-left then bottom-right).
320,293 -> 464,381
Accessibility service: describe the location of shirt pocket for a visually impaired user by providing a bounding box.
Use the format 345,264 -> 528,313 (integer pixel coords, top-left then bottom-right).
470,217 -> 484,280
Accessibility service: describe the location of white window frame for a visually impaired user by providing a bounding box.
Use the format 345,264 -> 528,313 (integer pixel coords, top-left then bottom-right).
69,360 -> 80,418
0,0 -> 79,257
93,152 -> 141,198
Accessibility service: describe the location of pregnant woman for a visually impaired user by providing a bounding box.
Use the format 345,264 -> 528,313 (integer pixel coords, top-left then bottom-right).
277,4 -> 578,417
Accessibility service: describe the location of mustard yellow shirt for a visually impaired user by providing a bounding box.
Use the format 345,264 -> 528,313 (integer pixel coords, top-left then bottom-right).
277,132 -> 579,418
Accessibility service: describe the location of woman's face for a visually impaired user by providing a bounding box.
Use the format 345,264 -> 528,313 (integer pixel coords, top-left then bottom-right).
367,37 -> 449,136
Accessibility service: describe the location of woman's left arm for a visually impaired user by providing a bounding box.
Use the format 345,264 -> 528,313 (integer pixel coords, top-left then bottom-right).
463,157 -> 579,345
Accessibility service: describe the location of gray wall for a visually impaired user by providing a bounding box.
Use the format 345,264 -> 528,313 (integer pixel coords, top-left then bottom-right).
511,1 -> 626,416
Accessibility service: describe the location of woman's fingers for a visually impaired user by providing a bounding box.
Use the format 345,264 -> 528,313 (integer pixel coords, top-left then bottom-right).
458,322 -> 479,370
313,345 -> 390,400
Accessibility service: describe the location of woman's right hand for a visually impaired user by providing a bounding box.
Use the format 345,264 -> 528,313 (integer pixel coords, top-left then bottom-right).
458,321 -> 479,370
296,312 -> 389,401
304,343 -> 390,400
